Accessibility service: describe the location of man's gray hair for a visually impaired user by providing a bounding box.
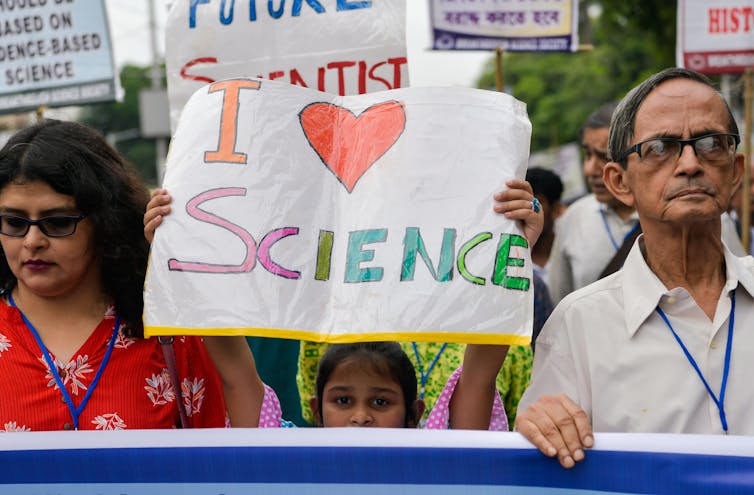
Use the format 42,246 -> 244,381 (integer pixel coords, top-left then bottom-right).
608,67 -> 740,166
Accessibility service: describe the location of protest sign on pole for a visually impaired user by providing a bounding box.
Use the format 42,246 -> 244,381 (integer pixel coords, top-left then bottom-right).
144,78 -> 533,345
677,0 -> 754,74
165,0 -> 408,131
0,0 -> 117,114
428,0 -> 580,52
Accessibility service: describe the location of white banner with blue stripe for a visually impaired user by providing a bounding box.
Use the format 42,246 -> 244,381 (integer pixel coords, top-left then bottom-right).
0,429 -> 752,494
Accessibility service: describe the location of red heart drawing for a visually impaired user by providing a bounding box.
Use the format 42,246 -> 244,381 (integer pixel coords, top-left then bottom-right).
299,101 -> 406,192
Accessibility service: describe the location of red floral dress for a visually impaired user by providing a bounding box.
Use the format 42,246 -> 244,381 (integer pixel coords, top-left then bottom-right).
0,301 -> 226,431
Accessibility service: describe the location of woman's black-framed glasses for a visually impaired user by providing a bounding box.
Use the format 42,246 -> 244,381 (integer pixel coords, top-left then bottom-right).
0,214 -> 87,238
618,133 -> 740,166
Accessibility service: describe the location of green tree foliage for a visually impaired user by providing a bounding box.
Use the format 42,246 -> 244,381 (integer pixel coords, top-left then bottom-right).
79,65 -> 160,185
477,0 -> 677,152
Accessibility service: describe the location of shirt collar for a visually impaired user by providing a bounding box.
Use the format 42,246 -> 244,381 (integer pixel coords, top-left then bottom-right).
621,236 -> 754,337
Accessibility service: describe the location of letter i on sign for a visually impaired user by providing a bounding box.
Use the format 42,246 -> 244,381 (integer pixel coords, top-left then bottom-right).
204,79 -> 261,164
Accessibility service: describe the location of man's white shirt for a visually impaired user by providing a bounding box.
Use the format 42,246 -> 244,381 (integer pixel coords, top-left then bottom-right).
520,238 -> 754,435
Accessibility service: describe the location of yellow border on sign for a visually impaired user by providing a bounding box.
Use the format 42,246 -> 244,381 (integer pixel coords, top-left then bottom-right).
144,326 -> 531,346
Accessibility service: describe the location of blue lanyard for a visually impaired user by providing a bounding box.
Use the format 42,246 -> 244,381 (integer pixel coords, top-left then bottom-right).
10,294 -> 120,430
599,209 -> 639,251
412,342 -> 447,400
655,291 -> 735,434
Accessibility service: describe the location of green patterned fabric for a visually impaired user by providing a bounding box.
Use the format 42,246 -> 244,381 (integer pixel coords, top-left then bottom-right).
297,341 -> 532,429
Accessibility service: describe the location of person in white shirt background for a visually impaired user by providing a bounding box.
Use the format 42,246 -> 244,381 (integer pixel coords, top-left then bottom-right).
546,102 -> 641,306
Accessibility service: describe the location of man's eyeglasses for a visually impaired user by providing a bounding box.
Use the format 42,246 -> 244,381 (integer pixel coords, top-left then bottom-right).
617,133 -> 740,166
0,215 -> 87,238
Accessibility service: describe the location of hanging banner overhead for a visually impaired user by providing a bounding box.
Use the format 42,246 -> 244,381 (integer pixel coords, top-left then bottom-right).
165,0 -> 408,131
144,78 -> 533,344
677,0 -> 754,74
428,0 -> 580,52
0,0 -> 117,114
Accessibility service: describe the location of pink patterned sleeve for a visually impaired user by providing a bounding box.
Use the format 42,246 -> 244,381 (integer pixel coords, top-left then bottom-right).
424,366 -> 508,431
257,383 -> 284,428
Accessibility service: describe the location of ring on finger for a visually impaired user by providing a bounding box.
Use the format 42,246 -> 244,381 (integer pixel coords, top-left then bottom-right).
531,197 -> 542,213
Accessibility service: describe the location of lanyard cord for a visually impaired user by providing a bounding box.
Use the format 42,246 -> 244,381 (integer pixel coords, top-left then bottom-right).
599,209 -> 639,252
10,293 -> 120,430
654,291 -> 735,434
412,342 -> 447,400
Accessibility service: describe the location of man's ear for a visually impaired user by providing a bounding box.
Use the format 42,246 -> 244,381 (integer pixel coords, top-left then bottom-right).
406,399 -> 426,428
309,396 -> 323,426
604,161 -> 635,208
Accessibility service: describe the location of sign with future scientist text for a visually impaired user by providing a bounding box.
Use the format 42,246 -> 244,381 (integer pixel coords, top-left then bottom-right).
165,0 -> 407,131
144,78 -> 533,344
0,0 -> 117,113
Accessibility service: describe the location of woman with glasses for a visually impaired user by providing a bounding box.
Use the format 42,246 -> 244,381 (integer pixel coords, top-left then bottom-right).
0,119 -> 228,431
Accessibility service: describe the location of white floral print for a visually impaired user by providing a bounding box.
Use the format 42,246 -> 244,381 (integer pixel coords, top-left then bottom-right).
2,421 -> 30,432
182,378 -> 206,417
145,369 -> 176,406
91,413 -> 127,430
0,333 -> 11,354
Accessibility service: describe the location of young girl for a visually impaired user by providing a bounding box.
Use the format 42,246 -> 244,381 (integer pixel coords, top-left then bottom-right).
145,179 -> 542,429
306,341 -> 509,430
0,120 -> 228,431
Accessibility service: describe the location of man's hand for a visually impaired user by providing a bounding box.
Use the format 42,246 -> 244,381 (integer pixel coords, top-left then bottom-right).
515,394 -> 594,468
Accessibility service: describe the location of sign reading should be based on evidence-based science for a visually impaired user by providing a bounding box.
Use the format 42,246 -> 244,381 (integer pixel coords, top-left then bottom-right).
144,78 -> 533,345
429,0 -> 580,52
677,0 -> 754,74
0,0 -> 117,113
165,0 -> 407,131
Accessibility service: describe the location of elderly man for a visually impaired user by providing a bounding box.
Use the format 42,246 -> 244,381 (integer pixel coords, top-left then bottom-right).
516,67 -> 754,468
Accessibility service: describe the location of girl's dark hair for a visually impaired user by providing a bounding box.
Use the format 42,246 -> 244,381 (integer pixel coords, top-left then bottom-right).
0,120 -> 150,337
315,342 -> 418,426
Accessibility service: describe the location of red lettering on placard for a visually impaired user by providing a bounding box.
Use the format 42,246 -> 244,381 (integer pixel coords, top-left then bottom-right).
180,57 -> 218,84
708,7 -> 754,33
179,57 -> 408,93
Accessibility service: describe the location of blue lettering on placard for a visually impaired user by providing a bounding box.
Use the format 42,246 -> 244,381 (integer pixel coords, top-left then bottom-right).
293,0 -> 325,16
220,0 -> 235,24
337,0 -> 371,10
189,0 -> 211,28
268,0 -> 285,18
189,0 -> 372,27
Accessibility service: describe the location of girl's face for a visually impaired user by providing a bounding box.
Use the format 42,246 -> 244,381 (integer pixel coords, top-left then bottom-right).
315,358 -> 408,428
0,181 -> 100,300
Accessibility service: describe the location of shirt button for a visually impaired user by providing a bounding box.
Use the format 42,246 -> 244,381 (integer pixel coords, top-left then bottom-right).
711,341 -> 718,350
63,422 -> 72,430
61,396 -> 67,404
59,370 -> 67,378
667,297 -> 676,304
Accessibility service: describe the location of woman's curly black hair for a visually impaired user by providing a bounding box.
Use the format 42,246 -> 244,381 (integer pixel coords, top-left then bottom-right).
0,119 -> 150,337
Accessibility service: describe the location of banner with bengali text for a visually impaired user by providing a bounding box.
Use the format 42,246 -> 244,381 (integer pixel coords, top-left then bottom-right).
429,0 -> 579,52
